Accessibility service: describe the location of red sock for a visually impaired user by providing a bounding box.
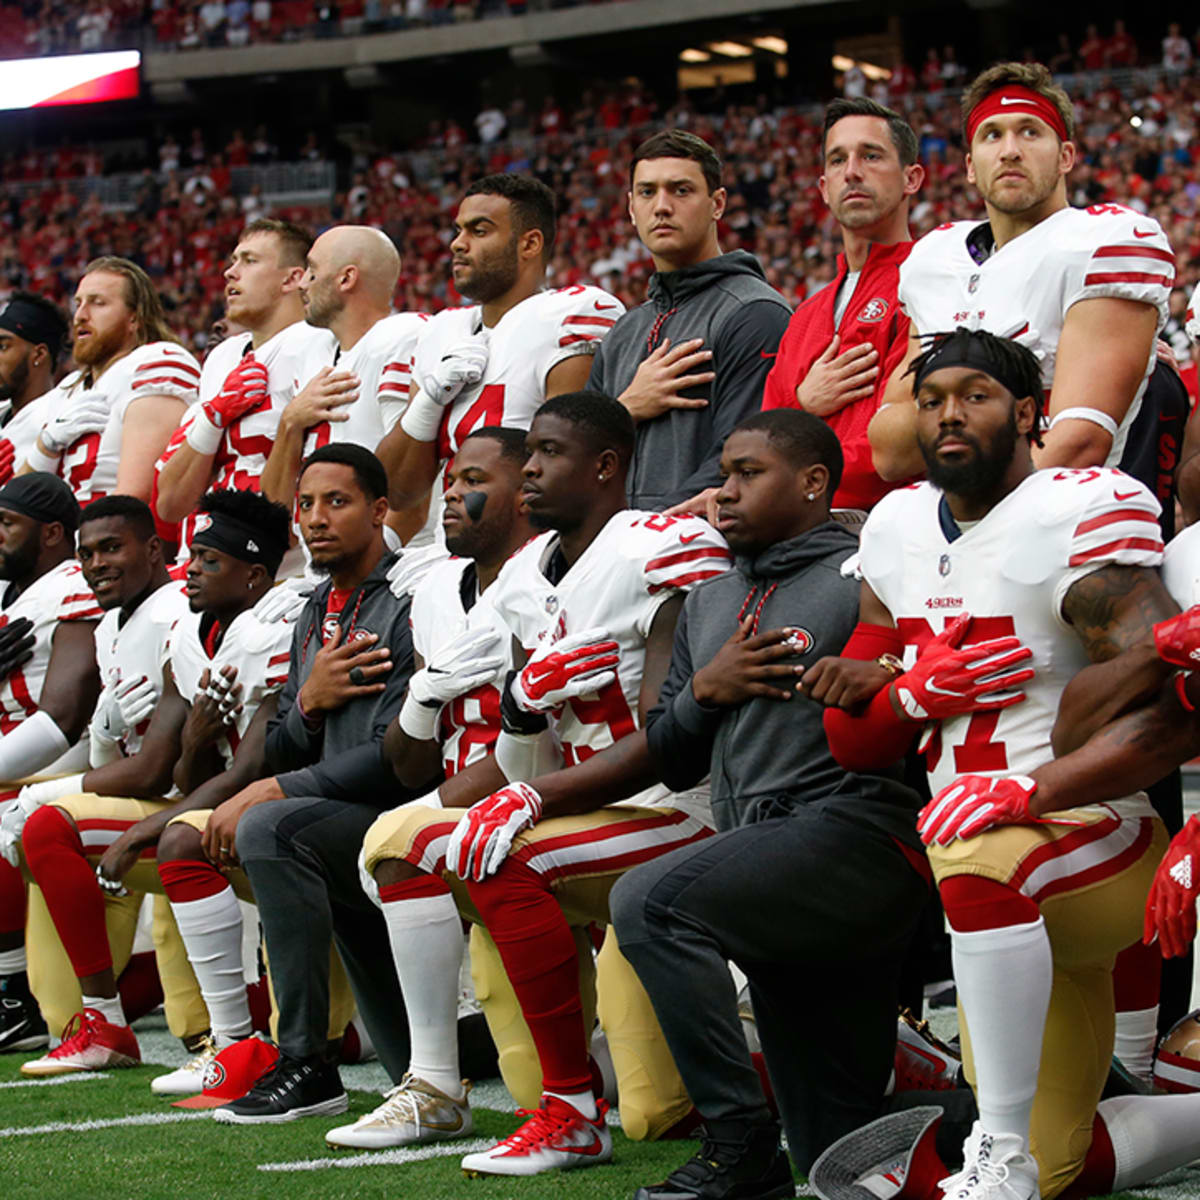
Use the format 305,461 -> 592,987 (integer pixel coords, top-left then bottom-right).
22,805 -> 112,977
157,858 -> 229,902
1059,1113 -> 1116,1199
117,951 -> 164,1023
467,861 -> 592,1094
939,874 -> 1040,932
379,876 -> 451,903
0,858 -> 26,936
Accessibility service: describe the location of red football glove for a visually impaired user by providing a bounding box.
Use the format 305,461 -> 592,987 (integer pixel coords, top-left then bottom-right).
0,438 -> 16,486
204,356 -> 270,429
511,627 -> 619,713
918,774 -> 1041,846
894,612 -> 1033,723
1154,607 -> 1200,671
446,782 -> 544,882
1144,815 -> 1200,959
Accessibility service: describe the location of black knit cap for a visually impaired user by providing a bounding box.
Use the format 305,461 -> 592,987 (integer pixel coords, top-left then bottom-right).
0,472 -> 81,533
0,294 -> 68,362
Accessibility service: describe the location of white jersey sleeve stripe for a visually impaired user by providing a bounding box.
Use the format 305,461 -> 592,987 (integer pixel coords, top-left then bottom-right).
1092,244 -> 1177,266
1083,270 -> 1173,289
563,315 -> 619,328
137,357 -> 202,378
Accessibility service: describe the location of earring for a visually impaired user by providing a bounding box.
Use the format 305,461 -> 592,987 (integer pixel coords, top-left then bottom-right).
806,493 -> 815,501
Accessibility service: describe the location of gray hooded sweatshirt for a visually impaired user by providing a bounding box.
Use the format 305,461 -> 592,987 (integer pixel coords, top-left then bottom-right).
587,250 -> 791,511
646,521 -> 921,844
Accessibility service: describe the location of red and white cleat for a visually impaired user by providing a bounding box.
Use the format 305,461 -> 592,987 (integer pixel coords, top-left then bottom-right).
893,1009 -> 961,1093
461,1095 -> 612,1177
20,1008 -> 140,1077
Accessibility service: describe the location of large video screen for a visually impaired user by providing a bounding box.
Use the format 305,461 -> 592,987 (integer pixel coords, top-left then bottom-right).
0,49 -> 139,111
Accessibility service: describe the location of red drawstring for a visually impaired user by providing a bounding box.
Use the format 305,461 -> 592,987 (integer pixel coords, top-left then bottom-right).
646,306 -> 677,353
735,583 -> 777,635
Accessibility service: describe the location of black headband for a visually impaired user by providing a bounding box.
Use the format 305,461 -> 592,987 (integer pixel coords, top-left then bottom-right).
0,472 -> 79,532
191,511 -> 283,574
913,329 -> 1029,400
0,296 -> 66,362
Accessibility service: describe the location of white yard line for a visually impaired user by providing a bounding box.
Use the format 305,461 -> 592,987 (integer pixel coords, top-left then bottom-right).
0,1073 -> 111,1089
258,1138 -> 493,1172
0,1110 -> 209,1137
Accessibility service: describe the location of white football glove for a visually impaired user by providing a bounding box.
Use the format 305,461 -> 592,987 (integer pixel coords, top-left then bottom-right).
419,337 -> 489,405
386,543 -> 450,600
114,674 -> 158,730
0,778 -> 84,867
88,686 -> 124,766
400,626 -> 507,740
253,578 -> 314,624
39,395 -> 112,453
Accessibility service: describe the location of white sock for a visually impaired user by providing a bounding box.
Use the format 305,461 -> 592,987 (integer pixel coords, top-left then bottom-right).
546,1088 -> 597,1119
0,946 -> 26,975
1099,1093 -> 1200,1189
1113,1005 -> 1159,1085
382,889 -> 465,1099
952,917 -> 1052,1144
171,887 -> 251,1042
82,992 -> 126,1026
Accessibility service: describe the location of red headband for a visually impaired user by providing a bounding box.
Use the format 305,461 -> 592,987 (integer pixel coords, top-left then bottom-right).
966,85 -> 1069,145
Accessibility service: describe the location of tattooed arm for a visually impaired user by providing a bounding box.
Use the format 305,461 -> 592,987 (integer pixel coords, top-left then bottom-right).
1051,565 -> 1179,757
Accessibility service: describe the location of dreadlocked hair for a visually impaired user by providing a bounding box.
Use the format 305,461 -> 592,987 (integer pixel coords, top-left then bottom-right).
906,327 -> 1045,446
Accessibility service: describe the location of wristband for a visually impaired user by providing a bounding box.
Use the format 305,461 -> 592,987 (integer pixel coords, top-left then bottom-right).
296,692 -> 324,731
1048,407 -> 1120,437
24,442 -> 60,474
399,690 -> 441,741
500,670 -> 549,736
399,390 -> 445,443
185,409 -> 224,456
1176,671 -> 1196,714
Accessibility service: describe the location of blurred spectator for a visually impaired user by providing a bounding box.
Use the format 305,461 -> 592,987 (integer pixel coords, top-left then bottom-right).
1079,23 -> 1106,70
1164,22 -> 1192,75
1048,33 -> 1076,75
842,62 -> 867,99
474,103 -> 506,143
198,0 -> 227,44
1107,18 -> 1138,67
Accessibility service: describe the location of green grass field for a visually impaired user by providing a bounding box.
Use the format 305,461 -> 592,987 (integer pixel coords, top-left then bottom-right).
1,1015 -> 1196,1200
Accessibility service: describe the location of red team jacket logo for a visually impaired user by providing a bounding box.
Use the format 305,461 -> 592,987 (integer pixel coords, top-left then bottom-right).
857,298 -> 889,323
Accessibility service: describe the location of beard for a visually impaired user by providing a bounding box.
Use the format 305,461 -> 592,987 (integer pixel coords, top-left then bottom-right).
0,534 -> 39,582
303,283 -> 343,330
456,236 -> 520,303
73,322 -> 129,369
920,411 -> 1020,503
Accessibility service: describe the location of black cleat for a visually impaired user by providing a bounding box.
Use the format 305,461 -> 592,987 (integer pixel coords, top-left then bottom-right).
633,1119 -> 795,1199
0,973 -> 48,1052
212,1052 -> 347,1124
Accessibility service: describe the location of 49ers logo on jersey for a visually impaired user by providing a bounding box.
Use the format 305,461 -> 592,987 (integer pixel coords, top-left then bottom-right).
857,298 -> 889,323
784,627 -> 814,654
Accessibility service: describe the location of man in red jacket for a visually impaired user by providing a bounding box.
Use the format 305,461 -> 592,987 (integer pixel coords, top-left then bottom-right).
762,98 -> 924,512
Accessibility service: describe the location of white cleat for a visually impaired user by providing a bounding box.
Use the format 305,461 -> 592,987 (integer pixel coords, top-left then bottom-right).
151,1036 -> 219,1096
940,1122 -> 1039,1200
325,1073 -> 473,1149
461,1094 -> 612,1177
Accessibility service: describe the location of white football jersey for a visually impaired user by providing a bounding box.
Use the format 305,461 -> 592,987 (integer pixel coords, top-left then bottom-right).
899,205 -> 1174,465
0,560 -> 102,736
410,555 -> 513,778
415,286 -> 625,465
169,600 -> 294,767
490,510 -> 731,790
91,579 -> 188,757
1185,282 -> 1200,344
859,469 -> 1164,792
0,388 -> 59,483
302,311 -> 429,456
55,341 -> 201,504
156,321 -> 335,555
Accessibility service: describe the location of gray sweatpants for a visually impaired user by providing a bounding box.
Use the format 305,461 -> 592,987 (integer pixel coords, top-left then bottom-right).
237,795 -> 410,1079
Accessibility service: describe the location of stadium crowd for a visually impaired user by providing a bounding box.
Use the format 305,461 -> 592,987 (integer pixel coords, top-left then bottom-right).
4,50 -> 1200,1200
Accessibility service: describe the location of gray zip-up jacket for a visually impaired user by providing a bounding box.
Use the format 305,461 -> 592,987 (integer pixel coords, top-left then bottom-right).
587,250 -> 791,511
645,522 -> 921,844
266,551 -> 414,805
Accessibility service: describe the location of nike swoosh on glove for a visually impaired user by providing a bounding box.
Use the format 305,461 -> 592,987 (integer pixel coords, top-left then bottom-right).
893,612 -> 1033,722
1145,815 -> 1200,959
40,394 -> 112,452
510,627 -> 619,713
447,782 -> 543,882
